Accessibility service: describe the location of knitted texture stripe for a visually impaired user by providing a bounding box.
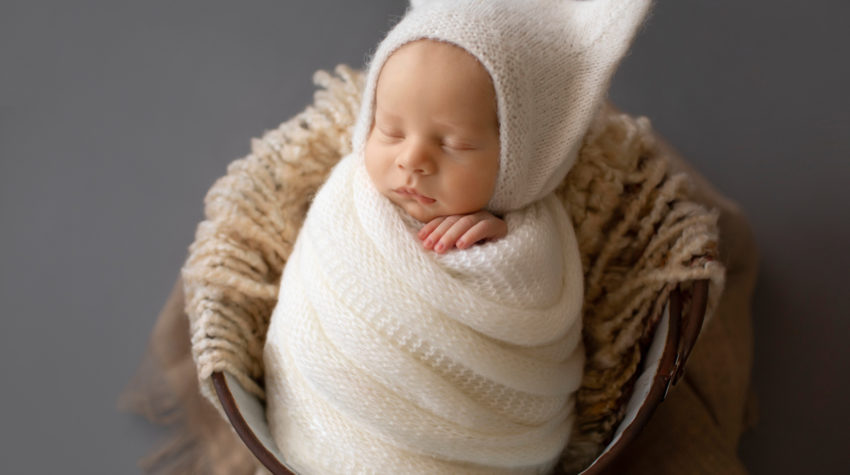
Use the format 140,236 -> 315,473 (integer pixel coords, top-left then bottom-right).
263,152 -> 585,474
351,0 -> 653,213
181,66 -> 725,473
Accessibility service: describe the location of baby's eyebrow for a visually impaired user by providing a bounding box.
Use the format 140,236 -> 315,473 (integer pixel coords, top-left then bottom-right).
374,107 -> 401,121
434,119 -> 466,131
434,117 -> 496,135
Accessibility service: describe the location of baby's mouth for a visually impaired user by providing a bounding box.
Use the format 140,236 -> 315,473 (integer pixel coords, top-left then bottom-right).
394,187 -> 436,204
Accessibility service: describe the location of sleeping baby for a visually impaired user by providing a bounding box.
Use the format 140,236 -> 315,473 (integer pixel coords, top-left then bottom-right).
262,0 -> 650,473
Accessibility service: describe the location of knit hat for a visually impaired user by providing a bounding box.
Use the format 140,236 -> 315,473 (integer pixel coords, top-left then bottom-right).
351,0 -> 653,213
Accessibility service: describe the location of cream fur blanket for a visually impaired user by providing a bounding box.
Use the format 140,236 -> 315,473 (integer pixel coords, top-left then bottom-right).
263,152 -> 585,474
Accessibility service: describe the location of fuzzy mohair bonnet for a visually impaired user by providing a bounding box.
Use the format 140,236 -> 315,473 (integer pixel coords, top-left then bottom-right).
351,0 -> 653,214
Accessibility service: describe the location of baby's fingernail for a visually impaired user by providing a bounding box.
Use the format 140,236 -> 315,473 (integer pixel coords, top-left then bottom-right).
435,242 -> 444,252
424,239 -> 433,248
457,240 -> 465,249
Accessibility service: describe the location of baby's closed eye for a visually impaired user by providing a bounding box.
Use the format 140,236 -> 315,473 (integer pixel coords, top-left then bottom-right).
378,126 -> 404,140
441,139 -> 477,151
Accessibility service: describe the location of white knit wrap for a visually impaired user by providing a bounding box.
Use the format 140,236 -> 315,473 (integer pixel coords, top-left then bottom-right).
351,0 -> 653,213
264,154 -> 585,474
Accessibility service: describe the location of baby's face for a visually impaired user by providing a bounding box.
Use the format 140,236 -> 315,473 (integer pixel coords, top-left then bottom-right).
364,40 -> 500,223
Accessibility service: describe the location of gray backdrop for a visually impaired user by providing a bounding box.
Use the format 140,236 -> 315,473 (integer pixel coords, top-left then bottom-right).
2,0 -> 848,473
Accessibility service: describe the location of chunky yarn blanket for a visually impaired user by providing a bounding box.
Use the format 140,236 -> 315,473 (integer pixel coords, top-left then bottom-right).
263,152 -> 585,474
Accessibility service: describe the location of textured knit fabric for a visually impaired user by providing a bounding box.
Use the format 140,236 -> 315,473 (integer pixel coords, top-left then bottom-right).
351,0 -> 653,213
263,152 -> 585,474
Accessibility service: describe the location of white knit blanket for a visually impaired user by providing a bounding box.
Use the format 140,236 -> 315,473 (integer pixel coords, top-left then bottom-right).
263,153 -> 585,474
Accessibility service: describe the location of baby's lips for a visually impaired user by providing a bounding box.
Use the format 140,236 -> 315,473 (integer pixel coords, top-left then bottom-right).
394,187 -> 436,204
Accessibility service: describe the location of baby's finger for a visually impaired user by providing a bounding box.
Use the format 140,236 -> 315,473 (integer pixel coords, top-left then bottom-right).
457,219 -> 504,249
418,217 -> 444,240
424,215 -> 462,251
435,215 -> 480,253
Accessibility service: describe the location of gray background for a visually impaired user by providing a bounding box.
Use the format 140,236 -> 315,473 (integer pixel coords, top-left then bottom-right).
1,0 -> 848,473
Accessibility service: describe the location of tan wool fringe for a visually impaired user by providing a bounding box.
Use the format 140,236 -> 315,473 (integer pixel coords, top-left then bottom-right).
175,65 -> 724,472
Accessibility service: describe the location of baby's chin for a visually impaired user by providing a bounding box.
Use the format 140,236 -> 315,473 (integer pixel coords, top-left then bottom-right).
397,200 -> 436,223
383,194 -> 436,223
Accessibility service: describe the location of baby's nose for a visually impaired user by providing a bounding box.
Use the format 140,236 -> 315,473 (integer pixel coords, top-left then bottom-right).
397,141 -> 435,174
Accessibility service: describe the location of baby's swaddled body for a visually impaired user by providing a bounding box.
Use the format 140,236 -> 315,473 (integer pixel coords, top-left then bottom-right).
263,153 -> 584,474
262,0 -> 651,471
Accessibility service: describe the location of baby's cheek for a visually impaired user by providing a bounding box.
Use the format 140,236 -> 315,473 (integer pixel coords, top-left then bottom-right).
363,148 -> 387,191
459,169 -> 495,211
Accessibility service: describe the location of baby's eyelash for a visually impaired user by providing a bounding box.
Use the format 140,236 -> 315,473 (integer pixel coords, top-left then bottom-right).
442,141 -> 476,151
380,128 -> 404,138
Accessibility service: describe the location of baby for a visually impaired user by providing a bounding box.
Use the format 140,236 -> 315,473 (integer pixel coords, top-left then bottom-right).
263,1 -> 650,474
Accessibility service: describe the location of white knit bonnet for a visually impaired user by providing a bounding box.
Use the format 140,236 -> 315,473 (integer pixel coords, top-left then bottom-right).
351,0 -> 652,213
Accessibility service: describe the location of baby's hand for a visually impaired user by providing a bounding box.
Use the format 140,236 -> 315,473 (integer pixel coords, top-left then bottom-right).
418,211 -> 507,254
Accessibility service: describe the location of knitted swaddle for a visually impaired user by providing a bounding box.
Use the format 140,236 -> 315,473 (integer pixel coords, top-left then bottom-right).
263,152 -> 585,474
